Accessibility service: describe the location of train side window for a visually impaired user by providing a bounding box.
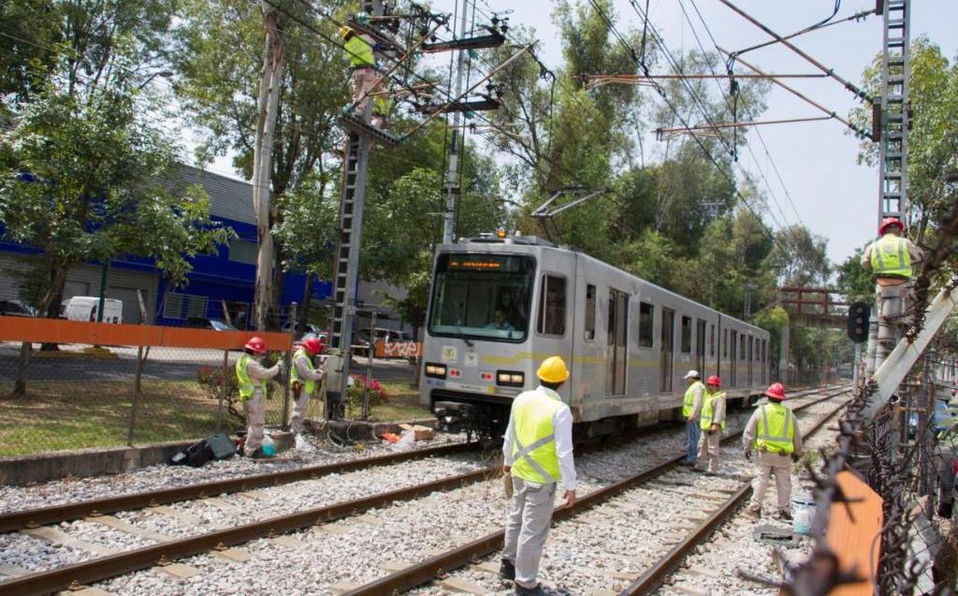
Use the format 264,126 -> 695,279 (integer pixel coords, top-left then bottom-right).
637,302 -> 654,348
740,334 -> 746,360
709,324 -> 715,356
585,284 -> 596,341
680,316 -> 692,353
536,275 -> 566,336
723,329 -> 728,358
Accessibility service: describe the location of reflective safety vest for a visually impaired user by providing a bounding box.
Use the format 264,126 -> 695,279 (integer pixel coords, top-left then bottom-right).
374,94 -> 393,117
755,402 -> 795,454
290,348 -> 317,394
510,387 -> 565,484
682,381 -> 705,418
870,234 -> 912,278
345,34 -> 374,68
700,390 -> 726,431
236,354 -> 267,402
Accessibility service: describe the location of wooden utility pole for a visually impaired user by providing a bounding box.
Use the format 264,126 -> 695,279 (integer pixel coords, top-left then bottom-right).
252,2 -> 286,330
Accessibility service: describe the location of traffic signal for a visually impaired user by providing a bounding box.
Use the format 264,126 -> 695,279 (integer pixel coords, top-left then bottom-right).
847,301 -> 870,343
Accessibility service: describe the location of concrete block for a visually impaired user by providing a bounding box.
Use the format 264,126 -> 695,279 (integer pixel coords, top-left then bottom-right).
0,563 -> 30,578
55,588 -> 113,596
157,563 -> 201,579
439,578 -> 489,594
211,548 -> 251,563
22,527 -> 118,555
380,560 -> 411,572
270,536 -> 306,549
330,583 -> 362,594
91,515 -> 173,542
473,561 -> 500,574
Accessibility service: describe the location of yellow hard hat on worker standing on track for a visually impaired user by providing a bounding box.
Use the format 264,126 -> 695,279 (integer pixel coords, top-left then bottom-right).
537,356 -> 569,384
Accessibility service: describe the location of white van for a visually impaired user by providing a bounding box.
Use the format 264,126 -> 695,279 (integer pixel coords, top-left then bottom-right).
60,296 -> 124,324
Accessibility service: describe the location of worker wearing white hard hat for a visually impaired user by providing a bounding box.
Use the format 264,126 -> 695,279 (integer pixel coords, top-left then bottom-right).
681,370 -> 705,467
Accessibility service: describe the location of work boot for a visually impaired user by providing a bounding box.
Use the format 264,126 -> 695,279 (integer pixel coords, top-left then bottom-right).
515,583 -> 550,596
499,558 -> 515,581
679,460 -> 695,467
776,509 -> 793,521
248,448 -> 268,460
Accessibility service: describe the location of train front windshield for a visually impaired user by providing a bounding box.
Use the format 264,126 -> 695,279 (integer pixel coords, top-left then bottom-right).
428,253 -> 535,343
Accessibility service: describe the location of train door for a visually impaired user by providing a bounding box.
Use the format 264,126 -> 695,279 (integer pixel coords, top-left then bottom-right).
660,307 -> 675,392
696,319 -> 706,376
747,335 -> 754,387
728,329 -> 738,387
606,289 -> 628,395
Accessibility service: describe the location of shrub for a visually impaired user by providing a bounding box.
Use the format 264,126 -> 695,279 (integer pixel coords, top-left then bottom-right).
347,374 -> 389,410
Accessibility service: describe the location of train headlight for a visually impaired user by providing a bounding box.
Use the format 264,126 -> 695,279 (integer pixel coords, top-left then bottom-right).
425,363 -> 447,379
496,370 -> 524,387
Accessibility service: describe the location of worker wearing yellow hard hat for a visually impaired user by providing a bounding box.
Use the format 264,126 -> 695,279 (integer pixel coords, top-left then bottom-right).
500,356 -> 575,596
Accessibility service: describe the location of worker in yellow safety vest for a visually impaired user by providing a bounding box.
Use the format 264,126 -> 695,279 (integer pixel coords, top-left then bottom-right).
500,356 -> 576,596
743,382 -> 803,520
696,375 -> 726,474
681,370 -> 705,467
289,337 -> 325,439
236,336 -> 282,458
340,23 -> 380,117
861,216 -> 924,319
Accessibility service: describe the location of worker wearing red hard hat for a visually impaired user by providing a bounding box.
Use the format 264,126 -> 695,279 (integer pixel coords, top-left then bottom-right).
289,337 -> 326,440
236,336 -> 283,458
695,375 -> 726,474
743,382 -> 804,520
860,216 -> 924,362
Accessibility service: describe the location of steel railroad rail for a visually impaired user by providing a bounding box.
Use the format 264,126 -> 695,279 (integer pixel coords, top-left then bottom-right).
337,386 -> 850,596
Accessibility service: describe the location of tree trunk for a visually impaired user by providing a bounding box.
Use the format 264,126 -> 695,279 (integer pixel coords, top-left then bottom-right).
252,3 -> 286,330
298,272 -> 313,330
13,262 -> 71,396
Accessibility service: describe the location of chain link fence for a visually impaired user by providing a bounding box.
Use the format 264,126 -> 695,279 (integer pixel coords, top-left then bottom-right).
0,319 -> 295,457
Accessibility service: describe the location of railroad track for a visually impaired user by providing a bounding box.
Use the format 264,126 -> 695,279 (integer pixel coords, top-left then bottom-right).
0,386 -> 842,595
338,386 -> 849,596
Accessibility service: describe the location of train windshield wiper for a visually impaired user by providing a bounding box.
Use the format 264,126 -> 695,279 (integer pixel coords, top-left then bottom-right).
454,323 -> 474,347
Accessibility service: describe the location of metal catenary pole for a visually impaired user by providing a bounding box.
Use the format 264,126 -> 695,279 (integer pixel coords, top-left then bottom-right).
442,0 -> 471,244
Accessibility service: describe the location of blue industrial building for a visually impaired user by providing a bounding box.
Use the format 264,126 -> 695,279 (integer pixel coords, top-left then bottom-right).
0,165 -> 331,329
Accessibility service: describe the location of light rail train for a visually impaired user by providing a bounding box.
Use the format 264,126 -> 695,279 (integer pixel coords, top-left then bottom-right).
419,233 -> 771,438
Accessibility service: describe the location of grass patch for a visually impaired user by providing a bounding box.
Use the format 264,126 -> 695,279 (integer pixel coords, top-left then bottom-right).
0,380 -> 286,457
0,378 -> 430,457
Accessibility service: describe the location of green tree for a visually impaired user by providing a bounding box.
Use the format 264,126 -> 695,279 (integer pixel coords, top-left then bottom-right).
175,0 -> 351,328
836,244 -> 875,304
851,37 -> 958,241
764,225 -> 831,287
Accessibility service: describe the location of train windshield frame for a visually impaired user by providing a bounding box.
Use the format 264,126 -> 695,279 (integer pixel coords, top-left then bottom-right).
428,252 -> 535,343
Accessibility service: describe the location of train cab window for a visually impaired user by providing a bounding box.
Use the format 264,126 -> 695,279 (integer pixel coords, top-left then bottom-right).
709,324 -> 715,356
680,316 -> 692,353
536,275 -> 566,336
427,253 -> 534,342
637,302 -> 654,348
585,284 -> 596,341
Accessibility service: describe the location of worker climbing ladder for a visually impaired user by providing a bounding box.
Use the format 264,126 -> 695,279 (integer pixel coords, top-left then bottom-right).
866,0 -> 912,376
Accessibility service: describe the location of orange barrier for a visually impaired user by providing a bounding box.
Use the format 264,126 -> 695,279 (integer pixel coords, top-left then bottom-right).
826,470 -> 883,595
373,340 -> 422,359
0,316 -> 292,351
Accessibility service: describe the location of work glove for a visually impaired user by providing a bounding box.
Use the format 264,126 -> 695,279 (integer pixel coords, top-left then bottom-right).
744,450 -> 752,462
503,471 -> 514,498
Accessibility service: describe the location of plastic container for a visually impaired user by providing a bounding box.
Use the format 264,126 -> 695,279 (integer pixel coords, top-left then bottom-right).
261,434 -> 275,457
792,494 -> 815,534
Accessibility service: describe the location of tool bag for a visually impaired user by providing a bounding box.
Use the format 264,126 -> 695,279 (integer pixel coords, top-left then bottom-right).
169,439 -> 215,468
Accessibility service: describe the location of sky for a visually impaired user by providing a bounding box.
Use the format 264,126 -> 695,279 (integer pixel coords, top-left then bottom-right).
205,1 -> 958,268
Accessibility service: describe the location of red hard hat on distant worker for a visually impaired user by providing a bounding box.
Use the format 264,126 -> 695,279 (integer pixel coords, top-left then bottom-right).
879,216 -> 904,235
245,336 -> 267,355
303,337 -> 323,355
765,382 -> 787,401
706,375 -> 722,387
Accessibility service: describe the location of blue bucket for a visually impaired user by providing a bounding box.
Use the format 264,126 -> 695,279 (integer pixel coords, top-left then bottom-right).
792,494 -> 815,534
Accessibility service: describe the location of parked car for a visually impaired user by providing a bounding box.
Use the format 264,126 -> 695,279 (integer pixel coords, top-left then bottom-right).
282,321 -> 324,338
60,296 -> 123,323
0,300 -> 36,317
185,316 -> 238,331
